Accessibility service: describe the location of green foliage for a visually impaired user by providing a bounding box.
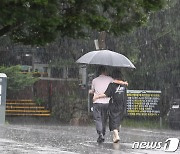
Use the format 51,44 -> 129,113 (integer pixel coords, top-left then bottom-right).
34,97 -> 44,105
110,0 -> 180,116
51,81 -> 87,122
132,1 -> 179,91
0,65 -> 38,91
122,117 -> 168,129
0,0 -> 60,45
0,0 -> 167,45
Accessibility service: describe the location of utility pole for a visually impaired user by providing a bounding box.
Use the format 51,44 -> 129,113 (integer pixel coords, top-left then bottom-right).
94,31 -> 106,50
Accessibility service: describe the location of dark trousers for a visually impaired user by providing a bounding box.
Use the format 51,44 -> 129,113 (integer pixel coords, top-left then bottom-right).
93,103 -> 109,135
109,102 -> 124,131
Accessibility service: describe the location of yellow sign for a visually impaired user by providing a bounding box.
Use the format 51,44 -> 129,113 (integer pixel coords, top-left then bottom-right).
127,90 -> 161,116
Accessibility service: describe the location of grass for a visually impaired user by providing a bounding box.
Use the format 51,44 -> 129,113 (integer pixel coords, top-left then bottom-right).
121,117 -> 169,129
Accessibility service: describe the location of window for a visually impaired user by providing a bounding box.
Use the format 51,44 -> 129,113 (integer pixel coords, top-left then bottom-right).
68,67 -> 78,78
51,67 -> 64,78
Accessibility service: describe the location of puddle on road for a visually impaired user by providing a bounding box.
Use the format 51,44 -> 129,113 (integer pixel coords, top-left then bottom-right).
0,138 -> 78,154
80,141 -> 132,154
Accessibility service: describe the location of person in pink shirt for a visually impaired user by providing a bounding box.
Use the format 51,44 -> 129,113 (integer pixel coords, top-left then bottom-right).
93,70 -> 127,143
89,66 -> 127,143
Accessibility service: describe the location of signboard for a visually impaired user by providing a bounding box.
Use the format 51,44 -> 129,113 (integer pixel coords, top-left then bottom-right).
127,90 -> 161,116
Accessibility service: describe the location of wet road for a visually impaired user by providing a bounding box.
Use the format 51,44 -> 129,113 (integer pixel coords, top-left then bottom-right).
0,123 -> 180,154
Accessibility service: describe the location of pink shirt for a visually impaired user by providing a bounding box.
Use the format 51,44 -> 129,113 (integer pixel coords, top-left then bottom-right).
91,75 -> 113,104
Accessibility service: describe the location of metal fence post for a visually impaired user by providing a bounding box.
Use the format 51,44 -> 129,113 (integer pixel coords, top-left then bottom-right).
0,73 -> 7,125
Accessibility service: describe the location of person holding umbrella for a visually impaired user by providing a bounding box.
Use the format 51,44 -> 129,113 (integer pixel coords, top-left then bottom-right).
76,49 -> 134,143
89,66 -> 128,143
93,69 -> 127,143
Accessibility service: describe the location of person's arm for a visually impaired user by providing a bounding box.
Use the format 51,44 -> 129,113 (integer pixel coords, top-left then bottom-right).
113,80 -> 128,86
93,83 -> 112,101
93,93 -> 107,101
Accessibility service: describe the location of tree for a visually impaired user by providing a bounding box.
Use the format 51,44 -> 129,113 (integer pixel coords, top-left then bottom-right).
0,0 -> 167,45
0,65 -> 38,92
109,0 -> 180,116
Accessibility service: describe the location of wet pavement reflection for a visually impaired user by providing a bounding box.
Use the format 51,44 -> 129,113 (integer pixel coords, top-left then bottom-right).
0,123 -> 180,154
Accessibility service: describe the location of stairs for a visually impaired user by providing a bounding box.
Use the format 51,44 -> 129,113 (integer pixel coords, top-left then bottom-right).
6,100 -> 51,117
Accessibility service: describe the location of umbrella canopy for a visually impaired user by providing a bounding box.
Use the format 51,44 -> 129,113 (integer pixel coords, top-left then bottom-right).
76,50 -> 135,68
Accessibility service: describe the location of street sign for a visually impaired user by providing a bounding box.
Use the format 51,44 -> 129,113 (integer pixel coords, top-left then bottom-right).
127,90 -> 161,116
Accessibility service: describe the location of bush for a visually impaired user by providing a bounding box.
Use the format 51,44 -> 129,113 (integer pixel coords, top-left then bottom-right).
51,81 -> 88,123
0,65 -> 38,92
